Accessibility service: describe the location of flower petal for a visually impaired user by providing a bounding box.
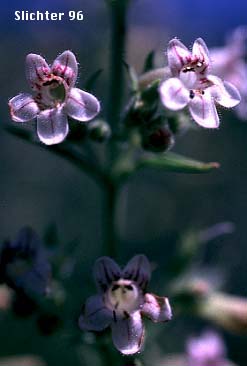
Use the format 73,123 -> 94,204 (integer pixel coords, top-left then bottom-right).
52,50 -> 78,88
2,227 -> 51,296
167,38 -> 191,76
9,93 -> 39,122
189,91 -> 219,128
236,97 -> 247,120
111,311 -> 144,355
78,295 -> 113,331
66,88 -> 100,122
26,54 -> 51,90
93,257 -> 121,293
37,106 -> 68,145
159,78 -> 190,111
208,75 -> 241,108
186,331 -> 226,365
11,266 -> 50,296
180,70 -> 198,90
192,38 -> 210,72
141,293 -> 172,322
123,255 -> 151,290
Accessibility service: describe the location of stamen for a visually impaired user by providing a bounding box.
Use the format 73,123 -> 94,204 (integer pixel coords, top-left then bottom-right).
190,90 -> 195,99
182,66 -> 195,73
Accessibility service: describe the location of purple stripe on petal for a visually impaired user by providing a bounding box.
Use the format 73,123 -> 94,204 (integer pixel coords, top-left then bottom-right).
123,255 -> 151,290
36,106 -> 68,145
66,88 -> 100,122
93,257 -> 121,292
52,50 -> 78,88
26,54 -> 51,90
192,38 -> 211,70
159,78 -> 190,111
9,93 -> 39,122
168,38 -> 191,76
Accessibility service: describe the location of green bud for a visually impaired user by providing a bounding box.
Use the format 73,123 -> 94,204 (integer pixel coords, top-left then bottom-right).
88,120 -> 111,142
168,112 -> 192,135
140,79 -> 160,104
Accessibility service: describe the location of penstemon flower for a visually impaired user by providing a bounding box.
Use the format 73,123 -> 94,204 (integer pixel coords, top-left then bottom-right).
210,27 -> 247,120
0,227 -> 51,296
186,331 -> 228,366
159,38 -> 241,128
155,330 -> 236,366
79,255 -> 172,355
9,51 -> 100,145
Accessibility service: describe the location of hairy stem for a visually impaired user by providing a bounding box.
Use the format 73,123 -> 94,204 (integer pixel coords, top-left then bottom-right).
107,0 -> 128,133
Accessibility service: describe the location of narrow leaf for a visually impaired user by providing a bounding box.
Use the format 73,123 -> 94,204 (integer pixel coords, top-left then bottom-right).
123,60 -> 139,92
143,50 -> 155,72
137,152 -> 220,173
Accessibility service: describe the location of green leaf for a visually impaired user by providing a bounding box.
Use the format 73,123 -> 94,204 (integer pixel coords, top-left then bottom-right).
111,151 -> 219,183
137,152 -> 220,173
143,50 -> 155,72
84,69 -> 103,92
123,60 -> 139,92
6,126 -> 109,187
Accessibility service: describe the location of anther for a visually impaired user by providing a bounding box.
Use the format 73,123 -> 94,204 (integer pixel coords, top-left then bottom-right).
190,90 -> 195,99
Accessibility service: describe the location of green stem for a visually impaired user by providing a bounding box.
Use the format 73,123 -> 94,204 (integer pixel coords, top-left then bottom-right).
107,0 -> 128,133
103,0 -> 129,257
103,180 -> 118,257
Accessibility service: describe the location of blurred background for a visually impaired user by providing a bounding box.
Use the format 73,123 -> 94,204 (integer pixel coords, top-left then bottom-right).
0,0 -> 247,365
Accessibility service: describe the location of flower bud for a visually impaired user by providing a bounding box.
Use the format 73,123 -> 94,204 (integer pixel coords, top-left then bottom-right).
88,119 -> 111,142
124,98 -> 156,127
142,126 -> 174,152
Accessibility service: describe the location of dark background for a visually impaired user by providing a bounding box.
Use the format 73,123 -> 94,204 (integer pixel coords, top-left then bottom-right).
0,0 -> 246,365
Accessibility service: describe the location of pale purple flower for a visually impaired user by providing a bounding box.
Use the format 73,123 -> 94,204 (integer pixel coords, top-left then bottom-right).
159,38 -> 241,128
186,331 -> 227,366
9,51 -> 100,145
79,255 -> 172,355
210,27 -> 247,120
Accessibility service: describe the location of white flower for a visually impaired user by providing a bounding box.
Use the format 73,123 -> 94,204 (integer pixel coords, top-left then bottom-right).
9,51 -> 100,145
210,27 -> 247,120
78,255 -> 172,355
159,38 -> 241,128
